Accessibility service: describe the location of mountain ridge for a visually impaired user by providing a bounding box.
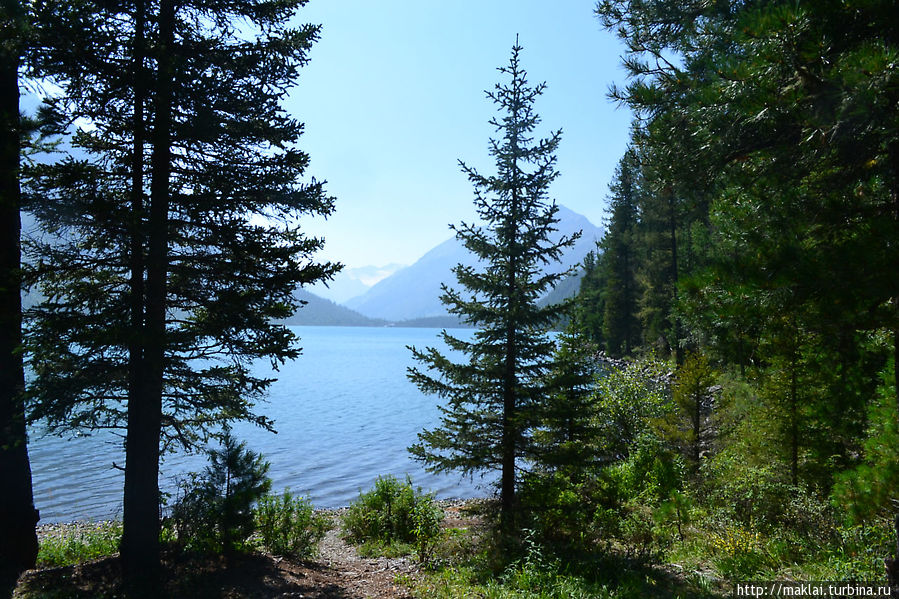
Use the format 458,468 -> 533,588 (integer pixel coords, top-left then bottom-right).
344,205 -> 601,322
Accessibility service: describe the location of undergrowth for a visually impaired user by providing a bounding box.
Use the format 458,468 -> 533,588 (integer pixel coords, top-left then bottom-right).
37,522 -> 122,568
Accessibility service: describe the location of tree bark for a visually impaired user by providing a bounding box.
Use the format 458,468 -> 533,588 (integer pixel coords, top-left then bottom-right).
667,189 -> 683,366
0,14 -> 40,596
121,0 -> 174,592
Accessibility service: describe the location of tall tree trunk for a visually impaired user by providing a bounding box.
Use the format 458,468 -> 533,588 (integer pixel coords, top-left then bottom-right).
126,0 -> 146,444
501,191 -> 519,535
667,189 -> 683,366
692,386 -> 701,464
0,13 -> 40,596
121,0 -> 174,592
789,337 -> 799,487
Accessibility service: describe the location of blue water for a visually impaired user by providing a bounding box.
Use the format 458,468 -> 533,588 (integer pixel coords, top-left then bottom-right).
27,326 -> 494,523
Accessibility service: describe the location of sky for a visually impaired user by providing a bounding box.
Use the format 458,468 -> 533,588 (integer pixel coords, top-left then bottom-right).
287,0 -> 634,270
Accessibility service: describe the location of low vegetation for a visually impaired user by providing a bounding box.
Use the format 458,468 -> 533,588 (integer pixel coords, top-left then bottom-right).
36,522 -> 122,569
342,475 -> 444,562
255,491 -> 330,559
377,356 -> 896,598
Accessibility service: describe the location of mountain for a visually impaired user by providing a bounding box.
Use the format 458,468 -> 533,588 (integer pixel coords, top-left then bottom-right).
539,269 -> 585,308
309,263 -> 405,304
345,205 -> 602,322
282,289 -> 387,327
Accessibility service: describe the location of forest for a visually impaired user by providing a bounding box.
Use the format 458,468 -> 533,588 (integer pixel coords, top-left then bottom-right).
1,0 -> 898,598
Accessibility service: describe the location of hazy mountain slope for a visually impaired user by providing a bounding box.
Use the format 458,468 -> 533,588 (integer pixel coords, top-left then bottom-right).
282,289 -> 387,326
310,263 -> 405,304
346,206 -> 602,321
538,269 -> 585,308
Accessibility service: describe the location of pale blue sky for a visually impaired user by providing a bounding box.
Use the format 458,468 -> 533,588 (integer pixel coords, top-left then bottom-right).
289,1 -> 633,269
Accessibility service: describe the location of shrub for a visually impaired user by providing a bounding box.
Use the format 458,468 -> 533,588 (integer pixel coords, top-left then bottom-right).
342,475 -> 443,560
519,471 -> 599,550
255,491 -> 330,558
710,524 -> 770,580
170,432 -> 271,555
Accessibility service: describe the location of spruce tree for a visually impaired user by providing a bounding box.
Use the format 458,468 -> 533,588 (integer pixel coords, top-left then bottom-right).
24,0 -> 336,589
532,331 -> 600,475
408,41 -> 578,532
600,149 -> 641,357
571,250 -> 607,346
0,0 -> 39,593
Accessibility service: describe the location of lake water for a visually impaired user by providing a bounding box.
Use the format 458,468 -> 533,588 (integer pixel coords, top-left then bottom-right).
28,326 -> 494,523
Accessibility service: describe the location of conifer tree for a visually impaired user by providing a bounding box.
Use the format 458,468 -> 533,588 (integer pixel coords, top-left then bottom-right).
571,249 -> 607,346
532,331 -> 600,475
408,41 -> 578,532
0,0 -> 39,592
663,351 -> 716,470
601,150 -> 641,356
24,0 -> 336,589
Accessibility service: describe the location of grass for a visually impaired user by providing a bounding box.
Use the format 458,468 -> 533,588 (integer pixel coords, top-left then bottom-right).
37,522 -> 123,568
392,516 -> 726,599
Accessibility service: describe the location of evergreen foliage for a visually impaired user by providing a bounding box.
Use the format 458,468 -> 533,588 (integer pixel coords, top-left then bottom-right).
570,250 -> 606,346
171,433 -> 271,556
663,351 -> 716,469
22,0 -> 337,587
600,150 -> 641,357
408,41 -> 578,531
532,331 -> 600,475
0,0 -> 40,591
589,0 -> 899,586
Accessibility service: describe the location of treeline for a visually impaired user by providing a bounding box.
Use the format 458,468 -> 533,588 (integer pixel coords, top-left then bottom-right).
576,0 -> 898,509
551,0 -> 898,587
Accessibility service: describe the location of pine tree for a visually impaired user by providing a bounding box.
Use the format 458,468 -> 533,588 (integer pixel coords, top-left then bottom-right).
408,41 -> 578,532
532,331 -> 600,474
0,0 -> 39,592
24,0 -> 336,589
601,149 -> 641,357
571,249 -> 607,346
662,351 -> 717,470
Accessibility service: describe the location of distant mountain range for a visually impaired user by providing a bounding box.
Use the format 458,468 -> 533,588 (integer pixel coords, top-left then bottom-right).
343,205 -> 602,322
309,263 -> 405,305
283,289 -> 476,328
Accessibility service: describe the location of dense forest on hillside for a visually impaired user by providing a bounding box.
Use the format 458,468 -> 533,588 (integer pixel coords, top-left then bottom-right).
1,0 -> 898,598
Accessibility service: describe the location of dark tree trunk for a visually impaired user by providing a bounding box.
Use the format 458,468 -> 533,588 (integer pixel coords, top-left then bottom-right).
0,20 -> 40,597
126,0 -> 146,442
667,190 -> 683,366
789,341 -> 799,487
121,0 -> 174,592
500,189 -> 519,536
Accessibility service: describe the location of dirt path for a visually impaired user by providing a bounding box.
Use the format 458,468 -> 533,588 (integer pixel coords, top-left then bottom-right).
293,510 -> 417,598
19,509 -> 437,598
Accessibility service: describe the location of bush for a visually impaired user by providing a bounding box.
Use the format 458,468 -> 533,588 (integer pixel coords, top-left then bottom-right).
342,475 -> 444,561
170,432 -> 271,555
255,491 -> 330,558
710,524 -> 770,580
519,471 -> 599,550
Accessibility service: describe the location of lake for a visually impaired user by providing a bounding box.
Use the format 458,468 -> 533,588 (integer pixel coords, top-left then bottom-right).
27,326 -> 493,523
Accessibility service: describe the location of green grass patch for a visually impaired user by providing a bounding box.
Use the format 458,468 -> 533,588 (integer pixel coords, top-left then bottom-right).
37,522 -> 122,568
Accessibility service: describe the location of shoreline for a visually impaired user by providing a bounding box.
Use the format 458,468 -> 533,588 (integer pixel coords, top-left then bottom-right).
35,497 -> 484,542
